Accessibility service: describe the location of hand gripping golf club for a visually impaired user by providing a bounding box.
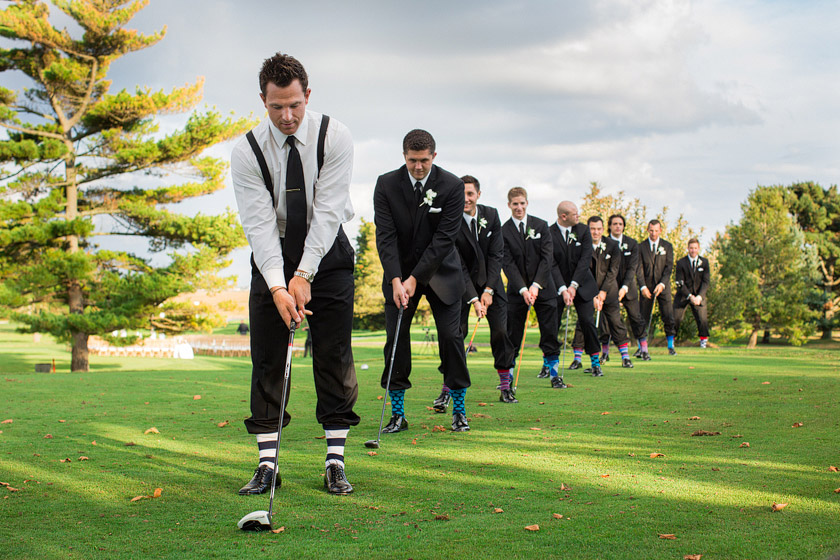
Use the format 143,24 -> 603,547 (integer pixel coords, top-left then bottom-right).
512,304 -> 532,395
238,321 -> 297,532
365,306 -> 404,449
466,316 -> 482,354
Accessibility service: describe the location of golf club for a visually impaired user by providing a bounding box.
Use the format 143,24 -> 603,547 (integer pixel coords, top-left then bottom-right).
555,306 -> 570,388
595,307 -> 601,329
466,316 -> 482,354
645,295 -> 657,342
238,321 -> 297,532
364,305 -> 404,449
512,303 -> 532,394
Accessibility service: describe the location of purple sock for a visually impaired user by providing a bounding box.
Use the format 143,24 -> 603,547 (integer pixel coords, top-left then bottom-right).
640,338 -> 648,352
498,369 -> 511,391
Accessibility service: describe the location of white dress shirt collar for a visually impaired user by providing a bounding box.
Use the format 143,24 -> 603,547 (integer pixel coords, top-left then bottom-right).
512,215 -> 528,231
408,170 -> 431,190
267,113 -> 312,150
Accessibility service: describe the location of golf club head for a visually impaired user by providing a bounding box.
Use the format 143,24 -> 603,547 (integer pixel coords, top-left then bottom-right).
363,440 -> 380,449
556,378 -> 568,389
238,510 -> 272,532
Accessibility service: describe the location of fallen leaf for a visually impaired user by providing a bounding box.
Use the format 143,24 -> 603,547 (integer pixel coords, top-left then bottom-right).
0,482 -> 7,486
530,427 -> 542,431
0,419 -> 12,424
478,402 -> 487,407
217,421 -> 230,428
560,483 -> 570,490
689,416 -> 700,420
601,411 -> 610,415
473,413 -> 490,418
60,458 -> 71,463
771,502 -> 788,512
731,434 -> 743,438
78,456 -> 89,461
833,488 -> 840,493
539,402 -> 545,405
684,555 -> 702,560
153,488 -> 162,498
377,395 -> 383,400
271,526 -> 285,533
761,382 -> 770,385
433,425 -> 446,432
58,419 -> 66,423
688,366 -> 695,370
524,524 -> 540,531
411,439 -> 417,445
91,440 -> 97,445
314,435 -> 326,439
659,534 -> 677,539
434,514 -> 450,521
628,453 -> 636,457
791,422 -> 803,428
425,406 -> 434,411
493,508 -> 504,513
600,474 -> 610,478
144,427 -> 160,434
6,486 -> 20,492
739,442 -> 750,448
650,453 -> 665,458
193,395 -> 201,400
130,495 -> 146,502
711,467 -> 720,471
691,430 -> 721,436
367,451 -> 377,456
125,442 -> 136,446
43,434 -> 53,439
829,466 -> 838,472
553,513 -> 564,519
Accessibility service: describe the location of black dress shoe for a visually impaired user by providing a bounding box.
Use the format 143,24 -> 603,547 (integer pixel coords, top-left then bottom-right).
633,347 -> 642,358
568,360 -> 582,370
537,365 -> 550,379
622,358 -> 634,368
583,367 -> 593,374
551,376 -> 567,389
669,348 -> 677,355
499,389 -> 518,403
451,412 -> 470,432
382,414 -> 408,433
640,351 -> 651,361
601,353 -> 610,363
324,463 -> 353,495
591,366 -> 603,377
432,390 -> 451,413
238,465 -> 279,495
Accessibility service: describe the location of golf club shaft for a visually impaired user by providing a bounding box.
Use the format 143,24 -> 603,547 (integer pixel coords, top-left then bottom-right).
513,303 -> 532,392
374,306 -> 404,444
267,321 -> 296,522
595,308 -> 601,329
645,295 -> 656,341
466,316 -> 481,351
560,307 -> 571,371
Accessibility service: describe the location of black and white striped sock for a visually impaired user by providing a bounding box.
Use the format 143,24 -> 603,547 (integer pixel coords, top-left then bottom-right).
324,425 -> 348,469
256,433 -> 278,469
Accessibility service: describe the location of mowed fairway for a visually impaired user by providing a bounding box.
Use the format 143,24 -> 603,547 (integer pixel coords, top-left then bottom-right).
1,322 -> 839,560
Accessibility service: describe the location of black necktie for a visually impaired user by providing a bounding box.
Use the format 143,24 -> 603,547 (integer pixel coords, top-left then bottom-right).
519,221 -> 526,238
563,228 -> 569,244
470,218 -> 478,241
284,135 -> 306,276
692,259 -> 697,273
414,181 -> 423,207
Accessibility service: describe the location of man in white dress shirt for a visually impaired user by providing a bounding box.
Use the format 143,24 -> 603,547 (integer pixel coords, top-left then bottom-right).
231,53 -> 358,496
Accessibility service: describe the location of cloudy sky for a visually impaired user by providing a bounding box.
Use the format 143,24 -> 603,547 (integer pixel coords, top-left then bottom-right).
12,0 -> 840,286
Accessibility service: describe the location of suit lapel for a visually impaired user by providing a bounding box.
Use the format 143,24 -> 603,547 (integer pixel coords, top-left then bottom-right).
412,166 -> 436,238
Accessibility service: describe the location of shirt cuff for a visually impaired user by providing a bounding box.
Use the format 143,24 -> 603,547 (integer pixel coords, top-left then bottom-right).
656,283 -> 665,291
531,282 -> 542,290
263,268 -> 287,291
621,285 -> 628,292
570,281 -> 579,290
467,296 -> 479,304
297,252 -> 319,277
640,285 -> 647,291
519,287 -> 528,295
557,285 -> 568,295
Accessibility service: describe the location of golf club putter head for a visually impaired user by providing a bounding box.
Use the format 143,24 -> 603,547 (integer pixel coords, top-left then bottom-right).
238,510 -> 272,531
363,439 -> 380,449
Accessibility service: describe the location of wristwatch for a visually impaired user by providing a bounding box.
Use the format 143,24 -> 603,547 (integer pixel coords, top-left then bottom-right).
294,270 -> 315,283
483,287 -> 494,295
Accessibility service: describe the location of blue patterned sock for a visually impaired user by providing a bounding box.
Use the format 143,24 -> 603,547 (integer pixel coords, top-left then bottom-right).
667,335 -> 674,349
547,356 -> 560,378
450,388 -> 466,415
497,369 -> 511,391
388,389 -> 405,417
590,353 -> 601,368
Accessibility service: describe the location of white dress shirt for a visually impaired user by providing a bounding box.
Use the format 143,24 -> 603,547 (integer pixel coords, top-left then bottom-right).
231,111 -> 354,289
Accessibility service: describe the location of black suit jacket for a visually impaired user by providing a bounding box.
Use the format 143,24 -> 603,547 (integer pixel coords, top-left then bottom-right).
373,164 -> 465,305
611,234 -> 640,300
592,237 -> 620,299
674,255 -> 710,307
457,204 -> 506,304
549,222 -> 597,301
637,237 -> 674,292
502,215 -> 555,300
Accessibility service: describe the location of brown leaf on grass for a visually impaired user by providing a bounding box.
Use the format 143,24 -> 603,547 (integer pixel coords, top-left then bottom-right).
731,434 -> 743,438
791,422 -> 803,428
477,402 -> 488,406
411,439 -> 417,445
828,466 -> 839,472
628,453 -> 636,457
367,451 -> 377,456
600,474 -> 610,478
425,406 -> 434,411
524,524 -> 540,531
314,435 -> 326,439
691,430 -> 721,436
217,421 -> 230,428
6,486 -> 20,492
493,508 -> 504,513
271,526 -> 285,533
650,453 -> 665,458
601,411 -> 610,415
684,555 -> 702,560
833,488 -> 840,493
539,402 -> 545,405
658,534 -> 677,539
433,425 -> 446,432
711,467 -> 720,471
560,483 -> 570,490
0,482 -> 7,486
60,458 -> 71,463
1,419 -> 12,424
473,413 -> 490,418
739,442 -> 750,448
130,495 -> 146,502
43,434 -> 53,439
530,427 -> 542,431
434,514 -> 450,521
193,395 -> 201,400
689,416 -> 700,420
153,488 -> 162,498
125,442 -> 136,446
553,513 -> 564,519
377,395 -> 383,400
144,427 -> 160,435
58,419 -> 66,423
771,502 -> 788,512
761,382 -> 770,385
91,441 -> 97,445
78,456 -> 89,461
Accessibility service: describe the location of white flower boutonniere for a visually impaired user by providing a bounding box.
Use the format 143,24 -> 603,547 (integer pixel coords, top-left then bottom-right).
597,241 -> 607,252
526,228 -> 541,240
657,245 -> 666,256
420,189 -> 437,207
621,242 -> 628,251
477,216 -> 488,233
568,232 -> 577,242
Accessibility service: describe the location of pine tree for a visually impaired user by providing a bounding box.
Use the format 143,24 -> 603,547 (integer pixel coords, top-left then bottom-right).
0,1 -> 254,370
353,218 -> 385,330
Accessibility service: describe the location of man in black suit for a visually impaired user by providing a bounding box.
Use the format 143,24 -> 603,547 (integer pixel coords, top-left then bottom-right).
571,216 -> 634,370
433,175 -> 517,408
502,187 -> 560,385
373,129 -> 471,433
674,238 -> 711,348
550,201 -> 602,379
637,219 -> 677,355
605,214 -> 647,360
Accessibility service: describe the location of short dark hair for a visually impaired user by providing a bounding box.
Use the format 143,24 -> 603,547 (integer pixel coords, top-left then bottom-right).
507,187 -> 528,202
461,175 -> 480,191
403,129 -> 435,154
587,215 -> 603,226
648,219 -> 662,227
608,214 -> 625,229
259,53 -> 308,96
688,237 -> 700,246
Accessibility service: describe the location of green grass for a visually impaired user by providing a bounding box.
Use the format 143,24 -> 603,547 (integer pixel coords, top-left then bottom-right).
1,321 -> 839,560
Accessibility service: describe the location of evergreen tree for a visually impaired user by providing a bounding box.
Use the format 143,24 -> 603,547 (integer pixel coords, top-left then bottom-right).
353,218 -> 385,329
0,1 -> 253,370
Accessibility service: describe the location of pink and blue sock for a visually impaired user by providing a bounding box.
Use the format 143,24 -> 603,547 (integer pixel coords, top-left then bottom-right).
388,389 -> 405,417
667,335 -> 675,349
639,338 -> 648,352
619,342 -> 630,360
573,348 -> 583,361
450,388 -> 467,415
497,369 -> 511,391
601,343 -> 610,357
589,353 -> 600,368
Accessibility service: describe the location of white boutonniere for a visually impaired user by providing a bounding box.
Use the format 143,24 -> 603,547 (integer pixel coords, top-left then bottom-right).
477,216 -> 488,233
597,241 -> 607,252
568,232 -> 577,242
621,242 -> 628,250
526,228 -> 541,240
657,246 -> 666,256
420,189 -> 437,207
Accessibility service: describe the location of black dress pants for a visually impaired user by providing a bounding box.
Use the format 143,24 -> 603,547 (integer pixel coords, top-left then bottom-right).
508,294 -> 559,359
674,302 -> 710,338
244,228 -> 359,434
560,296 -> 600,355
577,296 -> 629,349
458,292 -> 515,371
639,290 -> 676,338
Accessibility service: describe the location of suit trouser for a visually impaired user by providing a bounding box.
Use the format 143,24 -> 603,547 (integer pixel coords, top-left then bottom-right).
383,285 -> 471,392
674,303 -> 710,338
561,297 -> 600,356
601,295 -> 646,344
508,294 -> 560,359
579,297 -> 629,348
245,230 -> 360,434
639,290 -> 676,338
458,294 -> 515,371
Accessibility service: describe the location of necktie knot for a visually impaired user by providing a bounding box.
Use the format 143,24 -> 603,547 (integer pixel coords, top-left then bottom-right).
414,181 -> 423,206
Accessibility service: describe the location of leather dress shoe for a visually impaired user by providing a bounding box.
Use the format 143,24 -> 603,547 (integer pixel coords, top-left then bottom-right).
640,351 -> 651,361
551,376 -> 567,389
324,463 -> 353,495
633,347 -> 642,358
568,360 -> 582,370
238,464 -> 279,495
591,365 -> 604,377
432,390 -> 451,413
537,365 -> 550,379
668,348 -> 677,355
584,367 -> 593,374
499,389 -> 518,403
382,414 -> 408,433
451,412 -> 470,432
601,353 -> 610,363
622,358 -> 634,368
